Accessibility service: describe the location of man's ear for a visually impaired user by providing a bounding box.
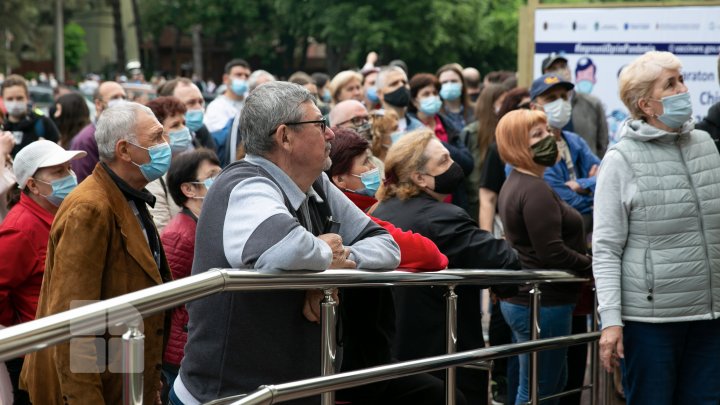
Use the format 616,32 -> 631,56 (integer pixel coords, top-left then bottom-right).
115,139 -> 132,162
223,73 -> 230,85
274,125 -> 293,151
530,101 -> 540,111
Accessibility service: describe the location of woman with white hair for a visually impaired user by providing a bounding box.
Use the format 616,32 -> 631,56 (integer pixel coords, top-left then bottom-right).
593,51 -> 720,404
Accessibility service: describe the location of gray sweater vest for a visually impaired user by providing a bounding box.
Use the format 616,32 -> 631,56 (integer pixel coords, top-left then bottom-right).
179,160 -> 322,404
613,130 -> 720,322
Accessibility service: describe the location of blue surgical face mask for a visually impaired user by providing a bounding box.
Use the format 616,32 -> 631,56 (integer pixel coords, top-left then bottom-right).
352,167 -> 381,197
231,78 -> 248,96
130,142 -> 172,182
322,89 -> 332,103
185,109 -> 204,132
390,131 -> 404,144
37,172 -> 78,207
190,176 -> 215,200
440,82 -> 462,101
652,92 -> 693,129
576,80 -> 594,94
419,95 -> 442,116
169,127 -> 192,154
366,86 -> 379,103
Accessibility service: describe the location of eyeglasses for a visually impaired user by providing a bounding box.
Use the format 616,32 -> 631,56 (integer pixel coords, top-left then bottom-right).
337,116 -> 369,127
269,117 -> 328,136
285,117 -> 328,133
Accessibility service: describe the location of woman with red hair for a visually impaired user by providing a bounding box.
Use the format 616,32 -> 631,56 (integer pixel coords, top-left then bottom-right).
496,109 -> 592,405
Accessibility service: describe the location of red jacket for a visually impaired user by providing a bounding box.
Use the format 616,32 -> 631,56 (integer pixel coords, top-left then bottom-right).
0,193 -> 54,326
160,210 -> 196,367
343,191 -> 448,271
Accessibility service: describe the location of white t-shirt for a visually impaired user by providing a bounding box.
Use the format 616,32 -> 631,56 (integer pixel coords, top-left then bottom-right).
204,95 -> 243,133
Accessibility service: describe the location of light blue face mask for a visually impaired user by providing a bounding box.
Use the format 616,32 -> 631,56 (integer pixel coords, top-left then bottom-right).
653,92 -> 693,129
575,80 -> 594,94
38,173 -> 78,207
185,109 -> 204,132
419,95 -> 442,116
130,142 -> 172,182
322,89 -> 332,103
191,176 -> 215,199
352,168 -> 381,197
169,127 -> 192,154
390,131 -> 405,144
366,86 -> 379,103
231,79 -> 248,96
440,82 -> 462,101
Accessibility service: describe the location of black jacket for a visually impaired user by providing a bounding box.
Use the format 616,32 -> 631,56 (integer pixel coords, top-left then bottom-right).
373,193 -> 519,396
697,102 -> 720,153
5,112 -> 60,157
193,124 -> 217,151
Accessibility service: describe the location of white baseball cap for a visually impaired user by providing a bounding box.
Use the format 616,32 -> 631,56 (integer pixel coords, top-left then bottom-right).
13,140 -> 87,189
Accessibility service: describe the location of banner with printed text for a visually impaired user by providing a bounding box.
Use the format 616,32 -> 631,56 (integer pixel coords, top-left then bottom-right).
535,6 -> 720,144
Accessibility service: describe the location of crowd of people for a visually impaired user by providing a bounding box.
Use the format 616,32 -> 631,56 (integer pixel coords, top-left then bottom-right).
0,49 -> 719,405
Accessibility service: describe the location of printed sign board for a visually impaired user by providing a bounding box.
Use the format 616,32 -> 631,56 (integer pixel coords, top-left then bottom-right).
535,5 -> 720,144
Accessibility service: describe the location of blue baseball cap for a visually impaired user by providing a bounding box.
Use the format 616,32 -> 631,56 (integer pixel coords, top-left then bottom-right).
530,73 -> 574,100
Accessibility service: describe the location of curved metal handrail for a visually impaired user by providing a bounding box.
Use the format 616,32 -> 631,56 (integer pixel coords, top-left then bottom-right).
225,332 -> 601,405
0,268 -> 585,362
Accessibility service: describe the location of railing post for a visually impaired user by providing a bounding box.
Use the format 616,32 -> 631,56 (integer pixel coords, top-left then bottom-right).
590,289 -> 599,405
445,285 -> 458,405
320,288 -> 338,405
122,322 -> 144,405
528,283 -> 541,405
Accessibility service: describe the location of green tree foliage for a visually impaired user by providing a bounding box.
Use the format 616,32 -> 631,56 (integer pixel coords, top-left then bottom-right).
0,0 -> 39,70
64,22 -> 88,73
141,0 -> 523,76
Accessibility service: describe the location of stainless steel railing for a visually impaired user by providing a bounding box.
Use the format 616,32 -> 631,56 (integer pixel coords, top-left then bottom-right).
0,268 -> 603,405
224,332 -> 602,405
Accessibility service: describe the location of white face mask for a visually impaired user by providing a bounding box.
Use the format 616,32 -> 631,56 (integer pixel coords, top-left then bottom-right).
542,98 -> 572,129
107,98 -> 126,109
5,101 -> 27,117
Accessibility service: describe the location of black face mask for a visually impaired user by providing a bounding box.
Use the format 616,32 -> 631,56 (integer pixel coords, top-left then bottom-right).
428,161 -> 464,194
530,135 -> 559,167
383,86 -> 411,108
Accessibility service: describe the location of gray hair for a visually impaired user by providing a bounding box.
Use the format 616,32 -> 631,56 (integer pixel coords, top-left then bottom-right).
375,66 -> 406,91
240,81 -> 314,156
95,101 -> 154,161
248,70 -> 276,93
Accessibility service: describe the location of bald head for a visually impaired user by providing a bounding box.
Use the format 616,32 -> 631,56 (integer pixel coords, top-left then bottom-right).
463,67 -> 481,89
95,81 -> 127,116
329,100 -> 368,127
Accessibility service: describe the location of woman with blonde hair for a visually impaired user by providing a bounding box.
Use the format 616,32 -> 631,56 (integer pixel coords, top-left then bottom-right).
496,109 -> 591,405
369,109 -> 399,161
594,51 -> 720,404
373,128 -> 519,404
329,70 -> 364,104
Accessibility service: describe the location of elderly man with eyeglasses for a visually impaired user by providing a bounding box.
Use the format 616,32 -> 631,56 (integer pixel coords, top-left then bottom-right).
170,81 -> 400,405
